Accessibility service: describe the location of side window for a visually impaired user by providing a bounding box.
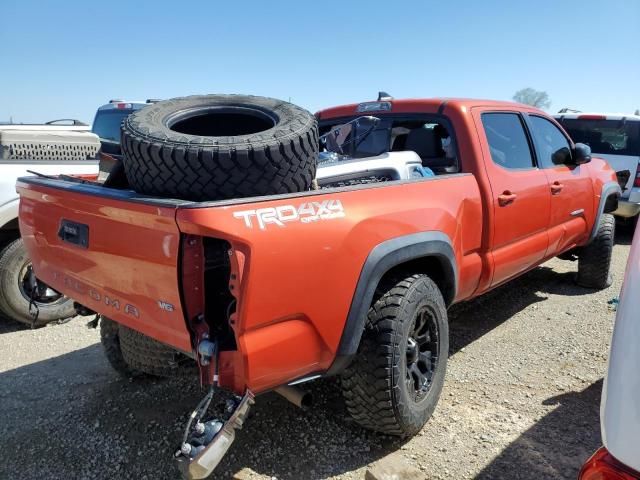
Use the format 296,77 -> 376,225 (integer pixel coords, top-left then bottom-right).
481,113 -> 535,169
528,116 -> 572,168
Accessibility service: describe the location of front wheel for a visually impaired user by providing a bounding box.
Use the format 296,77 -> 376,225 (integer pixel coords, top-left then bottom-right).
0,238 -> 75,326
341,273 -> 449,437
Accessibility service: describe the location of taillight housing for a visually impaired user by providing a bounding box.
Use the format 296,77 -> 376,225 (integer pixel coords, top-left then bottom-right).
580,447 -> 640,480
634,164 -> 640,188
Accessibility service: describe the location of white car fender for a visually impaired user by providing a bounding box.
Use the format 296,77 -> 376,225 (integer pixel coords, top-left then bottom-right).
601,223 -> 640,472
0,198 -> 19,229
0,161 -> 99,229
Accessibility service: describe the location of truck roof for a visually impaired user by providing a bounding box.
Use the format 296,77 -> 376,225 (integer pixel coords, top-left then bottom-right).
316,97 -> 543,120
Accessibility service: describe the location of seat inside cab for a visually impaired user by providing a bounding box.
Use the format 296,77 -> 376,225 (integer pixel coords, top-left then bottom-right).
319,117 -> 459,175
391,123 -> 458,174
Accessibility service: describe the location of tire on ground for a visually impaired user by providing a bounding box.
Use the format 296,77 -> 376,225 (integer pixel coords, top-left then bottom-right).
100,316 -> 143,377
121,94 -> 318,201
341,273 -> 449,437
577,213 -> 615,289
0,238 -> 75,326
100,316 -> 196,378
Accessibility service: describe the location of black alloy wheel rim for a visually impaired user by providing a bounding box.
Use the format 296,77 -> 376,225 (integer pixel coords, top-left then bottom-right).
405,306 -> 439,402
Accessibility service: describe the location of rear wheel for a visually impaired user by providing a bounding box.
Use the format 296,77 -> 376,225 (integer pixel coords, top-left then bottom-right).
341,274 -> 449,437
100,317 -> 196,378
577,213 -> 615,289
0,238 -> 75,326
100,316 -> 143,377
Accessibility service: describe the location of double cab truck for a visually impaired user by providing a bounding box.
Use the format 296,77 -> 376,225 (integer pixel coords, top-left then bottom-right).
17,97 -> 620,478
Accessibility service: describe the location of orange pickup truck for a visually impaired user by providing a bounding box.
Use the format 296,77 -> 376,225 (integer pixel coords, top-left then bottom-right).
17,97 -> 620,478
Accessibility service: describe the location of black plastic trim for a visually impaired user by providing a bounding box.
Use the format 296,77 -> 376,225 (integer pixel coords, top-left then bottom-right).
590,181 -> 622,243
17,176 -> 194,208
327,231 -> 457,375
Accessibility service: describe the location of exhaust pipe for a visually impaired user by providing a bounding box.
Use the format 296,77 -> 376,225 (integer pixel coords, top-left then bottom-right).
275,385 -> 312,409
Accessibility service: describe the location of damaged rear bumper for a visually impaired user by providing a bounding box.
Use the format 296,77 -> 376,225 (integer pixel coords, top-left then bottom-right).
175,390 -> 255,479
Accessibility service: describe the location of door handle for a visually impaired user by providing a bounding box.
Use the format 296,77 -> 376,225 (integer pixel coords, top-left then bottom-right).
498,190 -> 517,206
551,181 -> 564,195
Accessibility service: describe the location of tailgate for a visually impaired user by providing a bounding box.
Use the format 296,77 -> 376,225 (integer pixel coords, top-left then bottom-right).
17,177 -> 192,352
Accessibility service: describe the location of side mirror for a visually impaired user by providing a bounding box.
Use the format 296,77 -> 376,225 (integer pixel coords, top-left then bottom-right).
573,142 -> 592,165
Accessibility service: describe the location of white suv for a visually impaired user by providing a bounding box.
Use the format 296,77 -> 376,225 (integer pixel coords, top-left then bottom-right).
555,112 -> 640,219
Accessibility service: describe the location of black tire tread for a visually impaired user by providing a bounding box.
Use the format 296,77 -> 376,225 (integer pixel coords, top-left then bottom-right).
117,321 -> 196,377
341,274 -> 448,437
121,94 -> 317,201
577,213 -> 615,289
100,317 -> 142,377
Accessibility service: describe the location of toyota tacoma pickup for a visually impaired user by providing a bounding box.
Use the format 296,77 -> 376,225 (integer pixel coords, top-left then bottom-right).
17,97 -> 621,478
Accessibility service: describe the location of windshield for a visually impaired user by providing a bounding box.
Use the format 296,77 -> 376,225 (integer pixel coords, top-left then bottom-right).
91,109 -> 134,142
559,118 -> 640,156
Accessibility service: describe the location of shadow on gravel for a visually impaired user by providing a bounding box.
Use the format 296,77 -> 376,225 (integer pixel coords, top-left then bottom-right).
449,265 -> 595,355
0,344 -> 403,480
0,315 -> 28,334
476,379 -> 603,480
614,219 -> 636,246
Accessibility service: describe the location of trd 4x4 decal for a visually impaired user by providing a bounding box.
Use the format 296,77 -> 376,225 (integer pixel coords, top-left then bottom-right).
233,199 -> 345,230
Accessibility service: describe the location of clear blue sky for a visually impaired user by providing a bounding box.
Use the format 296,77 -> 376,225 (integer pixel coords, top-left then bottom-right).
1,0 -> 638,124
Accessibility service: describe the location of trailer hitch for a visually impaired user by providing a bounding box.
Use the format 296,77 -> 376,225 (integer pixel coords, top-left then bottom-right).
175,389 -> 255,479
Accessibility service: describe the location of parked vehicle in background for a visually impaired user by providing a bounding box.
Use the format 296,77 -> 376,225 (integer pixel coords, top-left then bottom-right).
579,225 -> 640,479
555,113 -> 640,221
0,119 -> 90,131
91,100 -> 157,158
18,95 -> 621,478
0,123 -> 99,326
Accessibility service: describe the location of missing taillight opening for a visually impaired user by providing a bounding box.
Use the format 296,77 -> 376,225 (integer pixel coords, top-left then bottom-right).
203,237 -> 237,351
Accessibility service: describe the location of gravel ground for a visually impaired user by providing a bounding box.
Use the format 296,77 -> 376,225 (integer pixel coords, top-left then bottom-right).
0,224 -> 633,480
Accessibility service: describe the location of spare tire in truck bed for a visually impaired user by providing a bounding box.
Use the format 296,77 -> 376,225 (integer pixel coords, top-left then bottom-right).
121,94 -> 318,201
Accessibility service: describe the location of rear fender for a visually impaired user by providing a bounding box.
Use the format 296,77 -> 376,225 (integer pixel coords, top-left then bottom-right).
327,231 -> 457,374
590,181 -> 622,243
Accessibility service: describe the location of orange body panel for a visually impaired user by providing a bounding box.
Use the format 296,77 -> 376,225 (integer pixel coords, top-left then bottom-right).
176,177 -> 482,392
17,97 -> 618,395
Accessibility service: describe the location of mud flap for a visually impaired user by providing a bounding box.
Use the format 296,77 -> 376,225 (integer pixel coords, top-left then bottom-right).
175,390 -> 255,479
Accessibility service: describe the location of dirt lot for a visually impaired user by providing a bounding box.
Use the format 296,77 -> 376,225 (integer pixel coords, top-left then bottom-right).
0,225 -> 634,480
